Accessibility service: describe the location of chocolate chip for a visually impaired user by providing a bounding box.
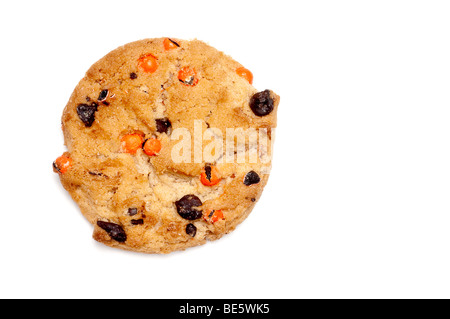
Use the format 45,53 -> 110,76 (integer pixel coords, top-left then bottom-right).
131,219 -> 144,225
169,38 -> 180,47
243,171 -> 261,186
249,90 -> 274,116
77,103 -> 98,127
204,165 -> 212,182
186,223 -> 197,237
175,195 -> 203,220
130,72 -> 138,79
155,118 -> 172,133
251,198 -> 256,202
98,90 -> 108,102
97,221 -> 127,242
127,208 -> 138,216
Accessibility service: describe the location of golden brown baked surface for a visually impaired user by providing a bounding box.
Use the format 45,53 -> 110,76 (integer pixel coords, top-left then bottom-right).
54,38 -> 279,253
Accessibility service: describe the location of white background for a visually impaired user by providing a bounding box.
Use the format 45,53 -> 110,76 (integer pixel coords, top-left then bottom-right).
1,0 -> 449,299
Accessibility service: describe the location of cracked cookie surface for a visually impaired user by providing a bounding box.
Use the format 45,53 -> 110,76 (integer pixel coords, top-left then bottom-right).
54,38 -> 279,253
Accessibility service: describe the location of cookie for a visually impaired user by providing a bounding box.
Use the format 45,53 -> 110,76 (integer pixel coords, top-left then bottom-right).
53,38 -> 279,253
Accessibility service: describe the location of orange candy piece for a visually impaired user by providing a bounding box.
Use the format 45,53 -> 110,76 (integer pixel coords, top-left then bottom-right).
53,154 -> 72,174
120,133 -> 144,154
178,66 -> 198,86
236,67 -> 253,84
143,138 -> 162,156
203,209 -> 224,224
163,38 -> 180,51
200,165 -> 221,186
138,54 -> 158,73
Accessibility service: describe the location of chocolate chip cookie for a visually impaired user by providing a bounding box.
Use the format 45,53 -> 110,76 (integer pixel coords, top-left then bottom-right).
53,38 -> 279,253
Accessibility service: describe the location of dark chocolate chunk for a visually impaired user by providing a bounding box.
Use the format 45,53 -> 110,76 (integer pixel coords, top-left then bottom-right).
186,223 -> 197,237
175,195 -> 203,220
97,221 -> 127,242
76,103 -> 98,127
169,38 -> 180,47
131,219 -> 144,225
155,118 -> 172,133
127,208 -> 138,216
243,171 -> 261,186
98,89 -> 108,101
249,90 -> 274,117
204,165 -> 212,182
130,72 -> 137,79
